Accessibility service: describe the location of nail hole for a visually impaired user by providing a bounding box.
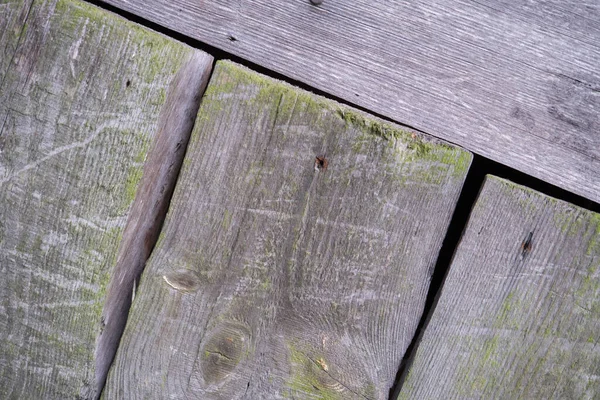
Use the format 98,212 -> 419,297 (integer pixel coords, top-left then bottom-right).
314,156 -> 328,171
520,231 -> 534,259
228,35 -> 237,42
125,80 -> 131,87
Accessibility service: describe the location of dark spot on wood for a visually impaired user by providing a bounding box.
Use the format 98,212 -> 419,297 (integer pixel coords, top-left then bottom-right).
125,79 -> 131,87
228,35 -> 237,42
314,155 -> 328,171
520,231 -> 533,258
143,229 -> 155,254
548,106 -> 589,130
310,0 -> 323,5
510,106 -> 535,129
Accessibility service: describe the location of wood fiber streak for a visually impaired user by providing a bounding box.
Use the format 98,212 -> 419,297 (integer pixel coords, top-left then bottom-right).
104,61 -> 472,399
102,0 -> 600,202
0,0 -> 205,398
398,176 -> 600,399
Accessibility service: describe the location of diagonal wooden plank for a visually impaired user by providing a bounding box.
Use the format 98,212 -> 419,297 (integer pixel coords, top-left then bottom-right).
101,0 -> 600,203
0,0 -> 212,398
104,60 -> 472,399
398,176 -> 600,399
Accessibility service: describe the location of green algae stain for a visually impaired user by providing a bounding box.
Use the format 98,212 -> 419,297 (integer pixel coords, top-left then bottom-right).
200,61 -> 472,191
284,343 -> 343,400
337,108 -> 471,178
121,165 -> 143,209
222,209 -> 232,230
586,213 -> 600,256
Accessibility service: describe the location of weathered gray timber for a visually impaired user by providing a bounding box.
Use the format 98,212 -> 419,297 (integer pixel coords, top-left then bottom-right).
101,0 -> 600,203
104,60 -> 472,399
0,0 -> 211,398
398,176 -> 600,400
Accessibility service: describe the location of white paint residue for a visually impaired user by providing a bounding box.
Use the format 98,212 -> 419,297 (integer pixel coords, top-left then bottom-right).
42,231 -> 69,249
66,214 -> 105,232
0,118 -> 121,186
69,19 -> 88,79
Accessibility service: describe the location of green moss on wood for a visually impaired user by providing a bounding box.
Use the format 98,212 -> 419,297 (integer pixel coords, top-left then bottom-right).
285,342 -> 343,400
200,61 -> 471,191
337,108 -> 410,142
586,213 -> 600,256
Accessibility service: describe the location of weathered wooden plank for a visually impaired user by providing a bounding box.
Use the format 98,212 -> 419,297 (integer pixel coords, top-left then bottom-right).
397,176 -> 600,399
104,60 -> 472,399
101,0 -> 600,203
0,0 -> 212,398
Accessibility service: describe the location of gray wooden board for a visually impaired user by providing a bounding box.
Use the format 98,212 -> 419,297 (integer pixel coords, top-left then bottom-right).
103,60 -> 472,399
398,176 -> 600,400
0,0 -> 209,398
102,0 -> 600,203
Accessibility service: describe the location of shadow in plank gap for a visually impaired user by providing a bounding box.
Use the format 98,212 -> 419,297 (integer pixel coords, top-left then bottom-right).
0,0 -> 212,399
102,60 -> 472,399
390,154 -> 600,398
396,175 -> 600,399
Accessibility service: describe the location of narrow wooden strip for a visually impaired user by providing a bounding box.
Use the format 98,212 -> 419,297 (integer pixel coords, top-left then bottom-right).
0,0 -> 211,398
104,60 -> 472,399
95,50 -> 213,398
101,0 -> 600,203
398,176 -> 600,399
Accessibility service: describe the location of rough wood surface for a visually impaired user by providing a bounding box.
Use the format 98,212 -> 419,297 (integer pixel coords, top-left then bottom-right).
398,176 -> 600,400
0,0 -> 209,398
101,0 -> 600,203
104,60 -> 472,399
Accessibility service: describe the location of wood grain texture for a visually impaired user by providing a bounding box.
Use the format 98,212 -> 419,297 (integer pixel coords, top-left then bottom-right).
398,176 -> 600,400
0,0 -> 33,85
104,60 -> 472,399
0,0 -> 209,398
101,0 -> 600,203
